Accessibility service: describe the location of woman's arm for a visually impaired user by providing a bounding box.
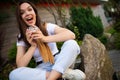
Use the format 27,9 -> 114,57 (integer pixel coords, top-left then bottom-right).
32,25 -> 75,43
16,45 -> 36,67
16,29 -> 37,67
44,25 -> 75,42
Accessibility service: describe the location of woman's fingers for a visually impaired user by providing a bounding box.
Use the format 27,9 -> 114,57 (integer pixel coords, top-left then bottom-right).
26,29 -> 33,42
26,27 -> 45,42
31,30 -> 43,38
25,29 -> 37,46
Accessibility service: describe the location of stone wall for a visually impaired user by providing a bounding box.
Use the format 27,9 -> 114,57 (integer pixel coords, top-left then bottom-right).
0,9 -> 19,62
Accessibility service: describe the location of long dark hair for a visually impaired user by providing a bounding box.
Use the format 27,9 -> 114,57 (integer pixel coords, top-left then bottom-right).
16,0 -> 48,46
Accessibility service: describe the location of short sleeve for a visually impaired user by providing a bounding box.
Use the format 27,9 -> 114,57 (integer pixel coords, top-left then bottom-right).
16,40 -> 26,46
46,23 -> 57,35
16,34 -> 26,46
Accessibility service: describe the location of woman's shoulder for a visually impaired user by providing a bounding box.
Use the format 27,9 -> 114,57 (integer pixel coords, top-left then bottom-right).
46,22 -> 57,27
17,34 -> 26,47
45,23 -> 57,34
17,40 -> 26,47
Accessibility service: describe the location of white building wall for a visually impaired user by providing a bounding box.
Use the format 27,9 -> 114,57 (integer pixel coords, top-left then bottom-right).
91,5 -> 109,27
37,7 -> 55,23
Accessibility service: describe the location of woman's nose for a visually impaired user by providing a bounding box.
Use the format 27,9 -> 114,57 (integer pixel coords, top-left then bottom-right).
25,11 -> 30,15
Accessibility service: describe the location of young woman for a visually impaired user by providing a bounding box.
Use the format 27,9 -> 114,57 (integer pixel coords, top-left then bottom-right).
9,1 -> 86,80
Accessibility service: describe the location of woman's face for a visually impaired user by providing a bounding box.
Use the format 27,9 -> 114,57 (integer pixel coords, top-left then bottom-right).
20,2 -> 36,26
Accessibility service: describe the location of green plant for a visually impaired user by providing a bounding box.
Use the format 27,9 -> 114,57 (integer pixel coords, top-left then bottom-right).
114,32 -> 120,49
0,63 -> 16,80
69,6 -> 104,40
99,35 -> 108,45
8,43 -> 17,62
8,43 -> 36,67
113,21 -> 120,32
76,40 -> 82,46
67,24 -> 80,40
106,27 -> 116,34
57,42 -> 64,50
28,58 -> 36,68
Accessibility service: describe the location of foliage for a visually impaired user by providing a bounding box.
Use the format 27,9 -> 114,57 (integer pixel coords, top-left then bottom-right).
8,43 -> 17,62
66,24 -> 82,45
112,21 -> 120,49
103,0 -> 120,50
99,35 -> 108,45
106,27 -> 116,34
57,42 -> 64,50
68,6 -> 104,40
67,24 -> 80,40
76,40 -> 82,46
28,58 -> 36,68
114,32 -> 120,49
113,21 -> 120,32
103,0 -> 120,22
0,63 -> 16,80
8,43 -> 36,68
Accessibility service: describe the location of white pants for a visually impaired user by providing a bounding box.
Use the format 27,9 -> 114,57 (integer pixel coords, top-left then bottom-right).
9,40 -> 80,80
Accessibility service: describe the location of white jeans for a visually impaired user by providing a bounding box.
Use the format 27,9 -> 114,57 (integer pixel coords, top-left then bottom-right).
9,40 -> 80,80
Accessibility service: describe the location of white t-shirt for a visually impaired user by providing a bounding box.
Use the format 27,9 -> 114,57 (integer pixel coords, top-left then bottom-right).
17,23 -> 59,62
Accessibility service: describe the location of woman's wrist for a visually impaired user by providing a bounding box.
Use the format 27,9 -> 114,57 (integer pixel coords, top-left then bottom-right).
42,36 -> 48,42
31,45 -> 37,48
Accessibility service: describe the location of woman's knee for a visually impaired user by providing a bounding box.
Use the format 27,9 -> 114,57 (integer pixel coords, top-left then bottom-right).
62,40 -> 80,53
64,40 -> 78,46
65,39 -> 76,43
9,67 -> 25,80
9,69 -> 18,80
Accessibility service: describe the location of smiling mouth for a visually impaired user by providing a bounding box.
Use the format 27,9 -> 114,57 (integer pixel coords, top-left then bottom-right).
26,17 -> 33,22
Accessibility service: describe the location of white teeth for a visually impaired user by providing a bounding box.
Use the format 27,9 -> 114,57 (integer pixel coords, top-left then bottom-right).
26,17 -> 31,19
28,17 -> 31,19
26,17 -> 33,21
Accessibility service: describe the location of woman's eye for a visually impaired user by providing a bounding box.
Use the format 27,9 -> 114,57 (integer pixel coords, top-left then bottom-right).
28,8 -> 33,11
20,11 -> 24,15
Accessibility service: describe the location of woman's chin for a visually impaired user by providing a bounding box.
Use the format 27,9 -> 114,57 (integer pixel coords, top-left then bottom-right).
27,23 -> 35,27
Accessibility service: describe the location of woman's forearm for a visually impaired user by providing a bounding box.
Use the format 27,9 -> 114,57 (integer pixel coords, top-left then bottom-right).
16,46 -> 36,67
44,30 -> 75,43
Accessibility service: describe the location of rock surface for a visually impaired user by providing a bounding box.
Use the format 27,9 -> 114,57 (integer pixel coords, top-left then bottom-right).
81,34 -> 114,80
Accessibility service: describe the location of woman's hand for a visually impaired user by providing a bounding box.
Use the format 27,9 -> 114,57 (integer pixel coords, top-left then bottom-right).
31,28 -> 46,42
26,29 -> 37,47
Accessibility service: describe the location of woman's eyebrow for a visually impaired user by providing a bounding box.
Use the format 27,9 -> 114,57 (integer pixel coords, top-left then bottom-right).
28,6 -> 32,8
20,5 -> 32,11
